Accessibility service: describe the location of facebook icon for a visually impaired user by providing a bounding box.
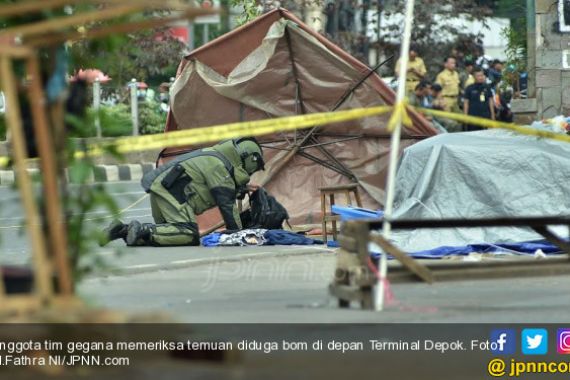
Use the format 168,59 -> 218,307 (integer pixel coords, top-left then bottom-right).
490,329 -> 516,355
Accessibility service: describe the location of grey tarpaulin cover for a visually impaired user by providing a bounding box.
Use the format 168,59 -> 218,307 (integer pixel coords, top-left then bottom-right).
389,129 -> 570,252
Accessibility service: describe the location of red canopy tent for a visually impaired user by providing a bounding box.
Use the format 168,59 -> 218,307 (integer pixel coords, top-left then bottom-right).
162,8 -> 437,229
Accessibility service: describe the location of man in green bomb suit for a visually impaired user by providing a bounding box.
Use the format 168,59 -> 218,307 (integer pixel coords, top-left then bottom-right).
100,138 -> 265,247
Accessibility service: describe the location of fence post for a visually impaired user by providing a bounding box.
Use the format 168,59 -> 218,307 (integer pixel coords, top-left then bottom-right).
93,78 -> 101,138
130,78 -> 139,136
203,23 -> 209,45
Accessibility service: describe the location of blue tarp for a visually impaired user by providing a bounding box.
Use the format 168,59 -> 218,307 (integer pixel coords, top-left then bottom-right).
370,239 -> 564,259
329,205 -> 565,259
331,205 -> 383,221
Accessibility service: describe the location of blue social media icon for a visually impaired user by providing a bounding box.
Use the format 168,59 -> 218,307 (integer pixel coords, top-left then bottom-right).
522,329 -> 548,355
490,329 -> 516,355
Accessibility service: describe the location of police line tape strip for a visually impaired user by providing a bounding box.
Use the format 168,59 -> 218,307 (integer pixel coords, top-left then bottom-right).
2,101 -> 570,168
75,105 -> 394,158
386,100 -> 413,132
412,106 -> 570,144
0,106 -> 393,168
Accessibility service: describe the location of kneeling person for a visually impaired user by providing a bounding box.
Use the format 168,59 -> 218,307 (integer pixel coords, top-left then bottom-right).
101,138 -> 264,246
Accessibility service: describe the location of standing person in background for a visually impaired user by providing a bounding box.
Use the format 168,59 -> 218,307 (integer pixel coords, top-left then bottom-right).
450,48 -> 465,71
487,59 -> 504,88
395,45 -> 427,95
461,59 -> 475,89
459,59 -> 475,110
463,67 -> 495,132
435,56 -> 461,113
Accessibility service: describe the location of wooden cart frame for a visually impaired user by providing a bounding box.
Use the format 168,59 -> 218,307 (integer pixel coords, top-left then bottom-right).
0,0 -> 214,316
330,217 -> 570,309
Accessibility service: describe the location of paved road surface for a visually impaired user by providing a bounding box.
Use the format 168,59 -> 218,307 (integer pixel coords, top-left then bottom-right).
2,182 -> 569,323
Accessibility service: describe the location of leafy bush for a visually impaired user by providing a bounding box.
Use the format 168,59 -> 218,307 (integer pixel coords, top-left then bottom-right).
66,103 -> 166,138
98,104 -> 133,137
139,102 -> 167,135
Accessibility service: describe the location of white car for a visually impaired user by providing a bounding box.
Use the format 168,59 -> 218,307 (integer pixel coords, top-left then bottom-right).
0,91 -> 5,114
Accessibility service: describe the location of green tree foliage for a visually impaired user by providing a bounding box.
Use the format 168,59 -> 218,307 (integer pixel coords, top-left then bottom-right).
69,29 -> 186,86
231,0 -> 262,25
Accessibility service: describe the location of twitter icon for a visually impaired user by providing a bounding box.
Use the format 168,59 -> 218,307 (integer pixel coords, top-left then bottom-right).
522,329 -> 548,355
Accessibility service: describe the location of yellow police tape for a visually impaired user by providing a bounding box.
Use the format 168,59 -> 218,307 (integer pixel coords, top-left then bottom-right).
75,105 -> 394,159
1,100 -> 570,169
386,99 -> 412,132
413,106 -> 570,144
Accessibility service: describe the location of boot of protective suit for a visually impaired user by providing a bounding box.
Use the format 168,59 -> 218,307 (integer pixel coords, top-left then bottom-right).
99,219 -> 128,246
126,221 -> 152,246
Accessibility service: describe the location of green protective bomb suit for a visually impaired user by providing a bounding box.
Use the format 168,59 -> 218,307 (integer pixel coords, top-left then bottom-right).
106,138 -> 264,247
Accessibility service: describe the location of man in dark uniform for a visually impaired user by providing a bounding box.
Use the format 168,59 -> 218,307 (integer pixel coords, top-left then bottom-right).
463,67 -> 495,132
100,138 -> 264,247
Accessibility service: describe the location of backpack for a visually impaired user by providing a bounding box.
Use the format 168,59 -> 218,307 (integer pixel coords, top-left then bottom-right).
241,188 -> 290,230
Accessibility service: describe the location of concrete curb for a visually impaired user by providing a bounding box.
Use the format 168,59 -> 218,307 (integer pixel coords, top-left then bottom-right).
0,163 -> 156,186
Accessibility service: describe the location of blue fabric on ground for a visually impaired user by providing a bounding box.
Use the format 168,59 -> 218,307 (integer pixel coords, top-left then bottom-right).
264,230 -> 322,245
327,241 -> 340,248
370,239 -> 564,259
201,232 -> 221,247
201,230 -> 322,246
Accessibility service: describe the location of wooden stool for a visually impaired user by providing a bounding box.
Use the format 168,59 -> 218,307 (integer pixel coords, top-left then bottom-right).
319,183 -> 362,244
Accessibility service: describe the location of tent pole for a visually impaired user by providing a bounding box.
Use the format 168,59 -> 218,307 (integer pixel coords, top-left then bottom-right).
376,0 -> 415,311
285,26 -> 356,180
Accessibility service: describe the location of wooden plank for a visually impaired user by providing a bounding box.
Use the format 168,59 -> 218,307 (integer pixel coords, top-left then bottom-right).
532,226 -> 570,255
0,4 -> 145,39
389,216 -> 570,229
0,296 -> 43,317
0,57 -> 54,301
351,221 -> 370,262
335,249 -> 362,270
351,267 -> 377,287
337,235 -> 357,252
369,232 -> 434,284
386,257 -> 570,283
26,7 -> 217,47
360,288 -> 374,310
0,0 -> 82,17
0,45 -> 34,59
0,267 -> 6,300
0,0 -> 199,18
329,284 -> 364,302
26,55 -> 73,295
319,183 -> 359,192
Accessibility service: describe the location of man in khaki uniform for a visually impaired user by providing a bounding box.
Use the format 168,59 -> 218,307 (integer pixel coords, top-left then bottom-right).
435,56 -> 461,113
395,47 -> 427,95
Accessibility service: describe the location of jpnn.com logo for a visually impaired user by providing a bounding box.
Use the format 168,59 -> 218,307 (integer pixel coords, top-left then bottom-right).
490,329 -> 516,355
522,329 -> 548,355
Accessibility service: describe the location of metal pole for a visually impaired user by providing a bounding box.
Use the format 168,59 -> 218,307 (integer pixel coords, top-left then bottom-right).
130,78 -> 138,136
526,0 -> 535,98
203,23 -> 209,46
93,78 -> 101,138
188,20 -> 195,51
376,0 -> 382,65
376,0 -> 415,311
